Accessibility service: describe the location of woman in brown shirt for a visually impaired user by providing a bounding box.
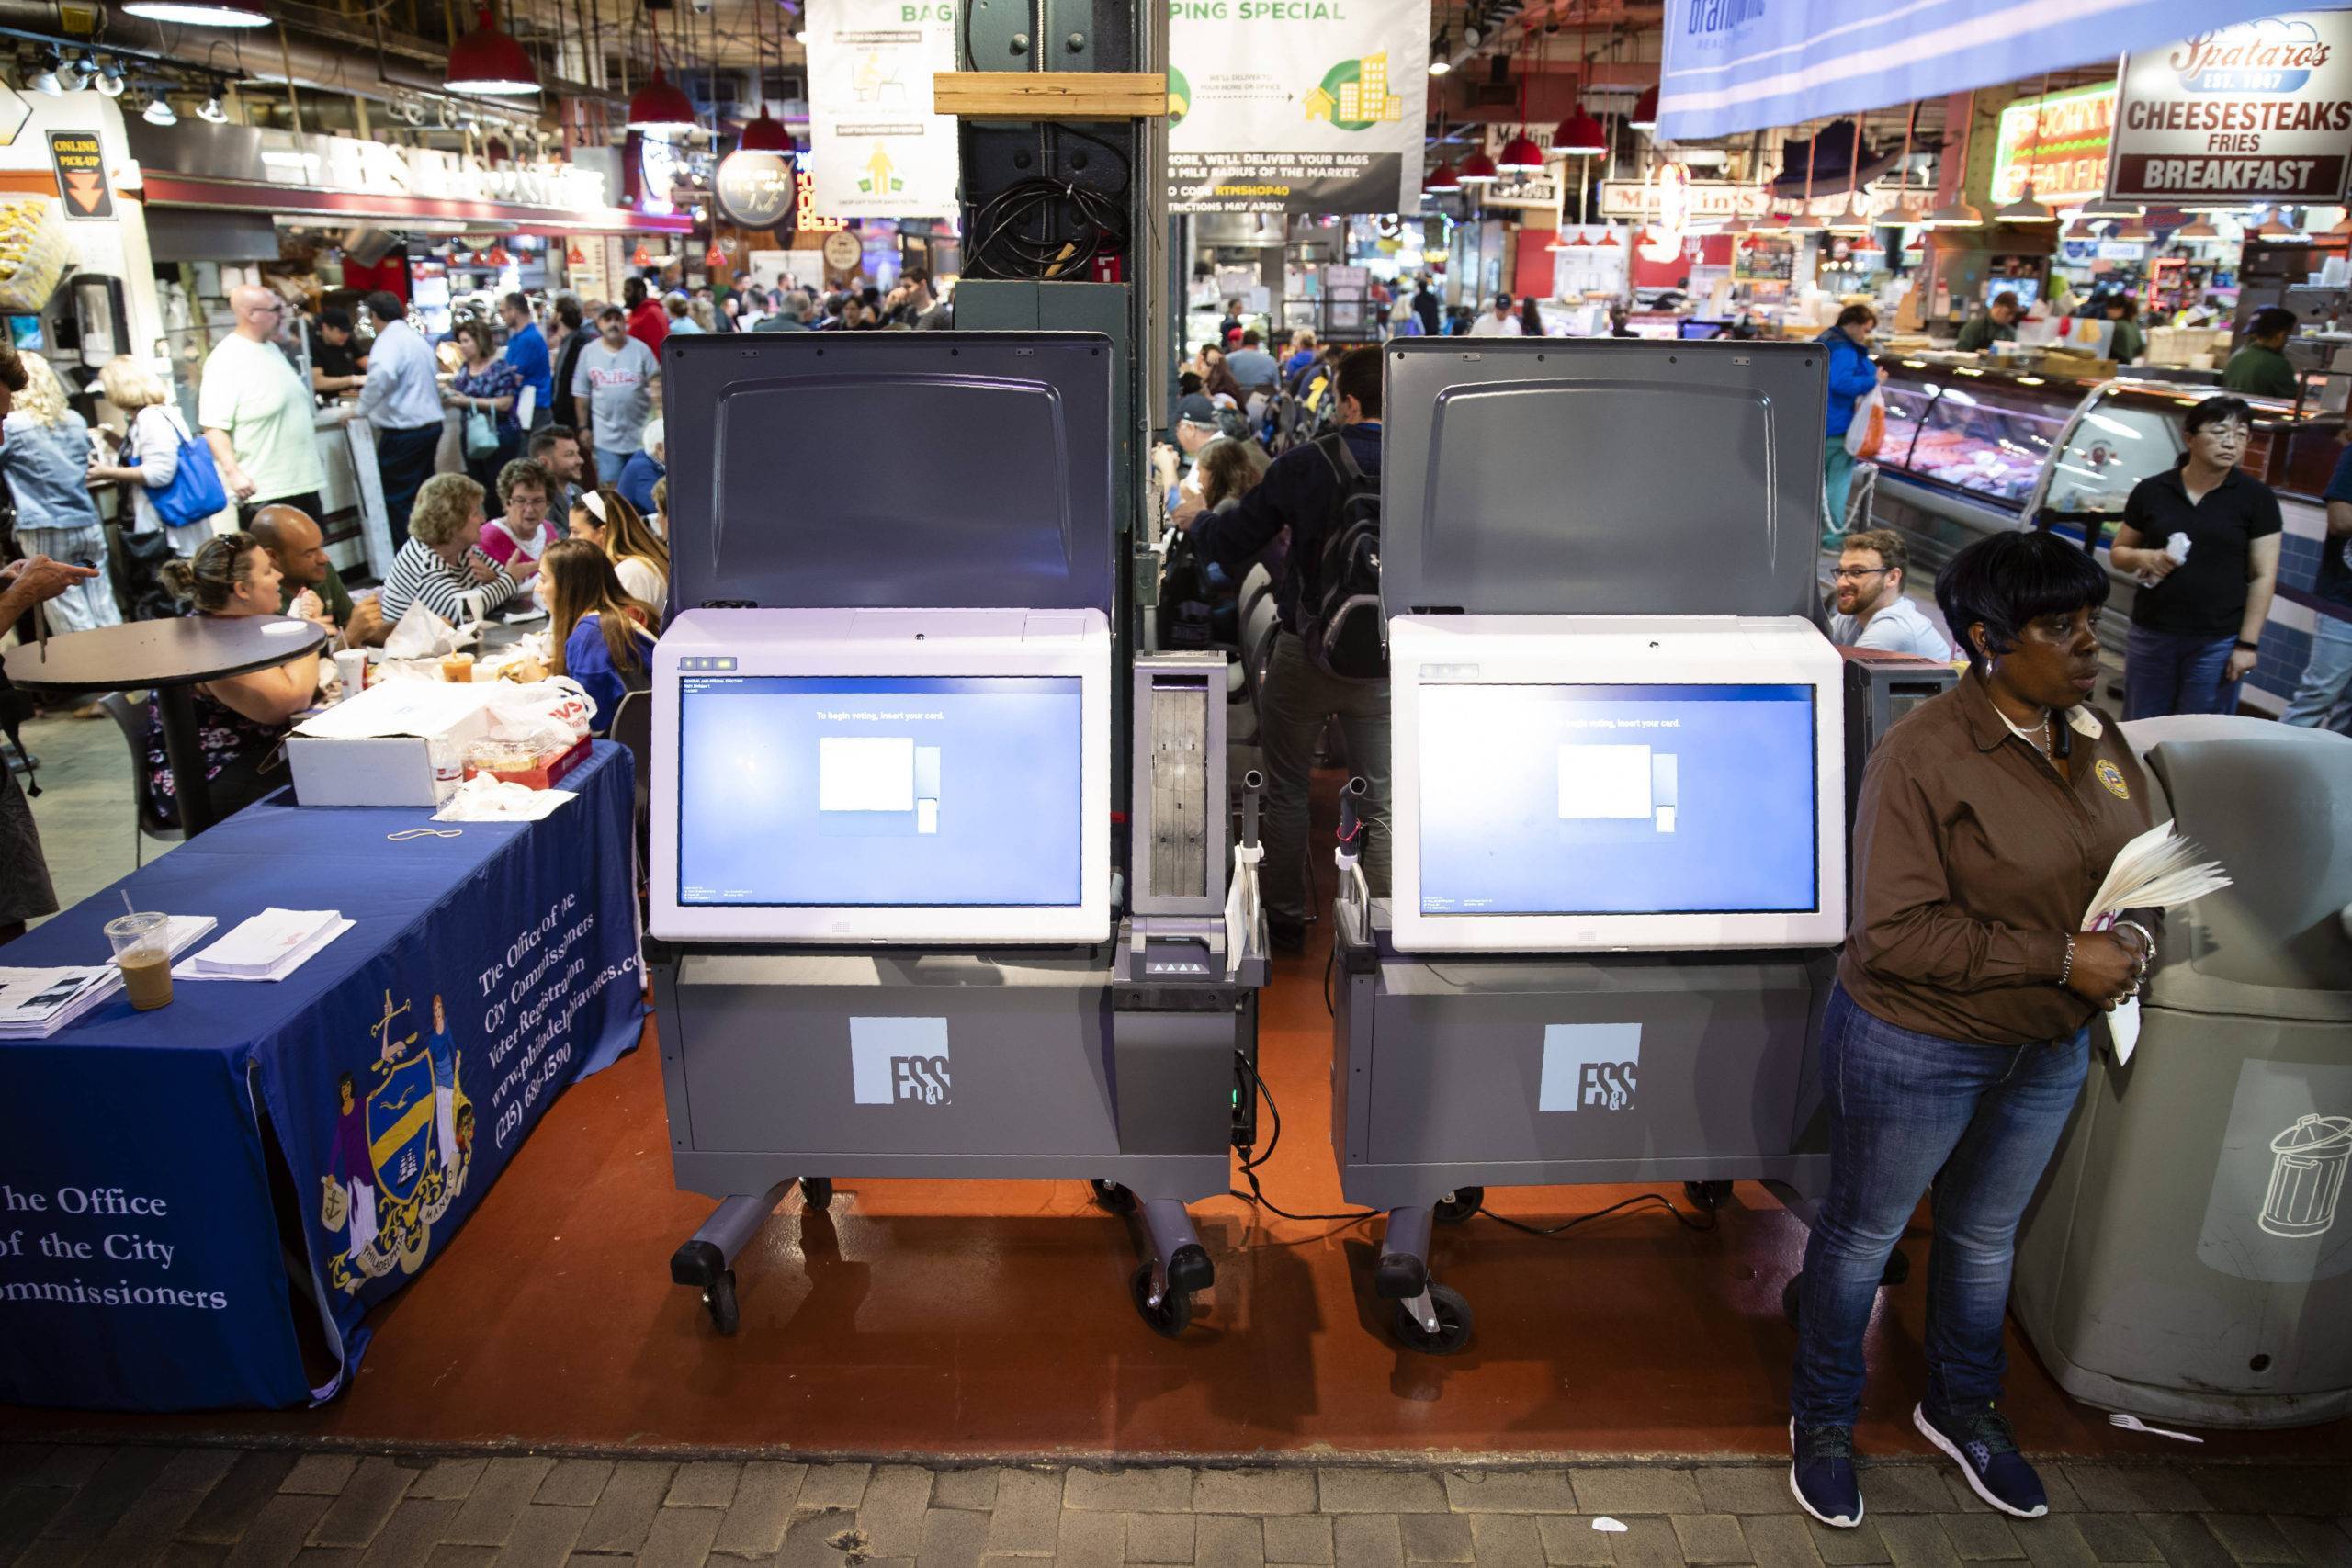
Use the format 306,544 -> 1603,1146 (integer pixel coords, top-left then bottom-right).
1790,532 -> 2152,1531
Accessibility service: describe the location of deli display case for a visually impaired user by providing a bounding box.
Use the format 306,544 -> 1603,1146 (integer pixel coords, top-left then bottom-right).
1863,361 -> 2347,716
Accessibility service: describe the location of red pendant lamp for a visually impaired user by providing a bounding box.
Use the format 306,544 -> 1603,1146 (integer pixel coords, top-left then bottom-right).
1425,101 -> 1463,193
1495,24 -> 1546,174
1552,2 -> 1606,157
737,0 -> 792,151
1457,147 -> 1500,184
447,5 -> 539,96
628,11 -> 698,134
1627,85 -> 1658,132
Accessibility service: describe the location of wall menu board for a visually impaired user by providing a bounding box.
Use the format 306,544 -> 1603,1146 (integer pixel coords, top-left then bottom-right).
1734,239 -> 1794,285
2107,10 -> 2352,205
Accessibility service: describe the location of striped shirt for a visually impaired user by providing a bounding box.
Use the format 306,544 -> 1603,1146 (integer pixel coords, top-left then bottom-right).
379,537 -> 520,626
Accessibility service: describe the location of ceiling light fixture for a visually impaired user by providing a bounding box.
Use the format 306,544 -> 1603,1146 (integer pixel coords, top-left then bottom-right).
141,92 -> 177,126
1552,3 -> 1605,156
734,0 -> 792,151
1627,85 -> 1658,132
1456,148 -> 1499,184
121,1 -> 269,23
196,86 -> 229,122
2174,212 -> 2220,241
1497,23 -> 1544,173
1425,160 -> 1462,193
447,4 -> 539,95
29,50 -> 62,96
93,57 -> 127,97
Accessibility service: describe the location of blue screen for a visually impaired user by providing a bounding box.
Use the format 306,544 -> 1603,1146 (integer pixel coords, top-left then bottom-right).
676,675 -> 1084,907
1417,683 -> 1817,916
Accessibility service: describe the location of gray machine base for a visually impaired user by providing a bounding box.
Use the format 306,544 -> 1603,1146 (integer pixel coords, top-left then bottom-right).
1333,894 -> 1836,1349
651,928 -> 1250,1337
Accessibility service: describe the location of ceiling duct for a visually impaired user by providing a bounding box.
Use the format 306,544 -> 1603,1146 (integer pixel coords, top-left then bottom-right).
340,226 -> 401,266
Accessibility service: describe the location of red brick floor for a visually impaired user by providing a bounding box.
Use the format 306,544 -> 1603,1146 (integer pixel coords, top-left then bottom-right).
2,784 -> 2342,1461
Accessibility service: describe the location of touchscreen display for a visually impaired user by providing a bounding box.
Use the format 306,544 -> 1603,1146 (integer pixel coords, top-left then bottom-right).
1418,682 -> 1817,916
676,675 -> 1084,907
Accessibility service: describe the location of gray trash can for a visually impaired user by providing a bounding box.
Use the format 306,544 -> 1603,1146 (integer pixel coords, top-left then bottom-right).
2013,716 -> 2352,1429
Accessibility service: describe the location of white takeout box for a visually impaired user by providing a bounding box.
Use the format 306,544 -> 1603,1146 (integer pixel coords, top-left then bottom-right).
287,680 -> 503,807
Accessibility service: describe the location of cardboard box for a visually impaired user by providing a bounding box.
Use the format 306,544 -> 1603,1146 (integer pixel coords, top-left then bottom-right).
287,681 -> 503,807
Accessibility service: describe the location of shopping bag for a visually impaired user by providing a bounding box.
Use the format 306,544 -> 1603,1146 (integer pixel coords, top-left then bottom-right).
463,406 -> 502,459
1845,387 -> 1885,460
136,408 -> 229,528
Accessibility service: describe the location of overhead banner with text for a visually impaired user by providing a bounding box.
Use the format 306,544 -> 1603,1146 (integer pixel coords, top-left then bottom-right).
804,0 -> 959,221
2107,10 -> 2352,205
1168,0 -> 1431,214
1655,0 -> 2306,143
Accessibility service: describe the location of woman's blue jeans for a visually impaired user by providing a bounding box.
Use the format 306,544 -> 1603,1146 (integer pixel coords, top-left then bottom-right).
1789,985 -> 2089,1430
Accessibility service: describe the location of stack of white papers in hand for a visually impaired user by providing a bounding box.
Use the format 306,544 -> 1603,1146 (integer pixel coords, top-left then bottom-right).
0,916 -> 217,1037
178,909 -> 354,983
2084,820 -> 2233,1065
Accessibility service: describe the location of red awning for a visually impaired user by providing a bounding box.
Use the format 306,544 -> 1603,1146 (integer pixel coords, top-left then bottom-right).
140,175 -> 694,235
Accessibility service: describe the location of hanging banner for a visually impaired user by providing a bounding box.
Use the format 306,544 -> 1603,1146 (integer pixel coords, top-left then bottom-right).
804,0 -> 958,220
1655,0 -> 2298,142
1992,82 -> 2117,207
1168,0 -> 1431,215
2107,10 -> 2352,205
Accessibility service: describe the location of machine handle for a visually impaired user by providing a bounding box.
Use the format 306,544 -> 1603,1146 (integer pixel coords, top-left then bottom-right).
1336,775 -> 1368,863
1239,769 -> 1265,852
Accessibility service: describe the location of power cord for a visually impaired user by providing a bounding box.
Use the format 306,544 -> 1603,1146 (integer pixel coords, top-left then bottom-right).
1228,1051 -> 1724,1237
966,125 -> 1135,281
1229,1050 -> 1380,1224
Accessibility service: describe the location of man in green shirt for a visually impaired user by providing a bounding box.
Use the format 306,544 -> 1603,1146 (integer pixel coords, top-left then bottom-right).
1954,291 -> 2021,354
252,503 -> 385,647
2221,306 -> 2300,400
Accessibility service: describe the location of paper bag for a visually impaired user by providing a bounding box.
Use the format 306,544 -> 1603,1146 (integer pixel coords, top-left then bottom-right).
382,602 -> 463,660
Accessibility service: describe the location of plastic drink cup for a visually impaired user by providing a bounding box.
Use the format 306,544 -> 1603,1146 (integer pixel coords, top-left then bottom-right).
104,911 -> 174,1011
333,648 -> 367,697
442,650 -> 476,682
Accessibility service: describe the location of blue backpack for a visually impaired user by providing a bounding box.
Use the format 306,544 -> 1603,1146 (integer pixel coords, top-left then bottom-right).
134,408 -> 229,528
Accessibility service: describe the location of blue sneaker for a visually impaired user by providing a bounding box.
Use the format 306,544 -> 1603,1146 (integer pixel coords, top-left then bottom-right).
1789,1418 -> 1864,1528
1915,1401 -> 2049,1518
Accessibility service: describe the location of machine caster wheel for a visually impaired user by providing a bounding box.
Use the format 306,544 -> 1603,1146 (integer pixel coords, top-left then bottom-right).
1782,1274 -> 1802,1327
1393,1283 -> 1475,1355
1091,1179 -> 1139,1215
1130,1261 -> 1194,1338
704,1269 -> 741,1336
799,1177 -> 833,1210
1882,1248 -> 1910,1287
1684,1179 -> 1734,1212
1432,1188 -> 1484,1225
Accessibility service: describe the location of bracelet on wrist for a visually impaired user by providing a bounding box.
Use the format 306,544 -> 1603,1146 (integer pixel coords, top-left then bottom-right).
2236,639 -> 2261,652
2059,935 -> 2075,988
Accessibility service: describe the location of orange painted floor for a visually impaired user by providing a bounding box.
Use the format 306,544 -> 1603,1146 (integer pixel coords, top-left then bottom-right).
5,779 -> 2344,1461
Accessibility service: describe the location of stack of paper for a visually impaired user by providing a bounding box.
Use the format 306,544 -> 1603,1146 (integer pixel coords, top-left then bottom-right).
0,966 -> 120,1039
2085,820 -> 2233,1064
0,916 -> 217,1038
179,909 -> 353,983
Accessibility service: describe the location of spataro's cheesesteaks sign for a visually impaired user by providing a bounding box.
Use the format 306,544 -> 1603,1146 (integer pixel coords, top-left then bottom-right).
2108,10 -> 2352,204
1167,0 -> 1431,214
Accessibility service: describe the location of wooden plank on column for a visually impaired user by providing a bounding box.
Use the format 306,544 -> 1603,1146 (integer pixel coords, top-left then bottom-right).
932,72 -> 1170,119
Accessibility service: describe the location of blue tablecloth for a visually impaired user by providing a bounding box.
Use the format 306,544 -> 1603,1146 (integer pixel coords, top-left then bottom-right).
0,743 -> 645,1410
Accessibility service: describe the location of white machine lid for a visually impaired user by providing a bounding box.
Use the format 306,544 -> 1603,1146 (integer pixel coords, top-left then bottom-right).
661,333 -> 1117,615
1378,338 -> 1829,622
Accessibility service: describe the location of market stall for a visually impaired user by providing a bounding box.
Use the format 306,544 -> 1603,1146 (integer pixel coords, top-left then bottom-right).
1865,358 -> 2347,713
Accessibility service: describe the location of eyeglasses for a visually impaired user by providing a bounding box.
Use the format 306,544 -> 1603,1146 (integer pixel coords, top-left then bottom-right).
1831,566 -> 1890,581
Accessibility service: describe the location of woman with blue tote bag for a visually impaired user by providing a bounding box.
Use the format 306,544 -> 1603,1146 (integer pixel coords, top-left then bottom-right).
89,355 -> 229,558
